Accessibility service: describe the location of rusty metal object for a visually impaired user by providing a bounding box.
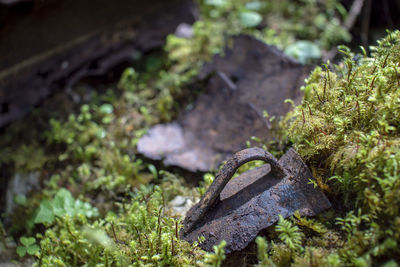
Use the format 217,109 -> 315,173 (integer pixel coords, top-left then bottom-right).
180,147 -> 331,254
137,35 -> 311,172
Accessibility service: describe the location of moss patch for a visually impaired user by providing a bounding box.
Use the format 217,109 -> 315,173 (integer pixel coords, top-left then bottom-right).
279,30 -> 400,266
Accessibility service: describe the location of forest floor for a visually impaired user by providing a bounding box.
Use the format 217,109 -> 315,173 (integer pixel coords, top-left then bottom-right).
1,0 -> 400,266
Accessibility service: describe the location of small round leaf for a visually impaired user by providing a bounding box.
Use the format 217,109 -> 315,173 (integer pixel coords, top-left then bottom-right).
99,104 -> 114,114
239,11 -> 262,28
27,244 -> 40,255
16,246 -> 27,257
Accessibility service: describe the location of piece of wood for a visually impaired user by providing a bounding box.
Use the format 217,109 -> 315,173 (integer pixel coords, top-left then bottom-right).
0,0 -> 195,127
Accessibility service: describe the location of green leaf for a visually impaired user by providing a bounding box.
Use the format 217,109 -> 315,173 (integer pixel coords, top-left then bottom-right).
148,164 -> 158,180
101,115 -> 113,124
51,193 -> 66,217
99,104 -> 114,114
14,194 -> 27,206
52,188 -> 74,217
20,237 -> 35,246
33,200 -> 55,224
205,0 -> 227,6
34,188 -> 99,225
74,200 -> 99,218
96,129 -> 107,139
239,11 -> 262,28
73,200 -> 84,216
27,244 -> 40,255
284,40 -> 321,64
16,246 -> 27,257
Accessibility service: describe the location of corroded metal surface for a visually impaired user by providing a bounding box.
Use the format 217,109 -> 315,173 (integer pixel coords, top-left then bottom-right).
137,35 -> 311,172
180,147 -> 331,254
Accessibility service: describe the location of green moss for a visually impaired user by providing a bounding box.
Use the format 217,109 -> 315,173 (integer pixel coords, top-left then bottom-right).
33,183 -> 223,266
272,30 -> 400,265
288,30 -> 400,210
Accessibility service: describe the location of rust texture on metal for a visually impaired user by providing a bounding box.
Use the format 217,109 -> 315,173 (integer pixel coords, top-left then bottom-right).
137,35 -> 311,172
180,147 -> 331,254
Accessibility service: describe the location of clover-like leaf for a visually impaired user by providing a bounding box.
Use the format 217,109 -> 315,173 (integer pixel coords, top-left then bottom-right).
33,188 -> 99,225
27,244 -> 40,255
52,188 -> 72,217
16,246 -> 27,257
20,237 -> 35,246
33,200 -> 55,224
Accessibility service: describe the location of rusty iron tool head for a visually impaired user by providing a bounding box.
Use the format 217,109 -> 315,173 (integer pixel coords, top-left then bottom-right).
180,147 -> 331,254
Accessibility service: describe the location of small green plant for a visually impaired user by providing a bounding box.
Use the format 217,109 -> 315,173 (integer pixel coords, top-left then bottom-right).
33,188 -> 99,225
255,236 -> 275,267
275,215 -> 304,252
284,40 -> 322,64
292,210 -> 328,235
196,173 -> 215,196
16,236 -> 40,257
203,240 -> 227,267
34,184 -> 212,266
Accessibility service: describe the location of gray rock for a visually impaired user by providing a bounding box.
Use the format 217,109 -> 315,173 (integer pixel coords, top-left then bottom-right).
5,172 -> 40,215
175,23 -> 194,39
169,196 -> 195,217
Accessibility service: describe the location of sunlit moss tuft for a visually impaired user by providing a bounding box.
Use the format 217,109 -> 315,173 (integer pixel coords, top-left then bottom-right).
279,30 -> 400,265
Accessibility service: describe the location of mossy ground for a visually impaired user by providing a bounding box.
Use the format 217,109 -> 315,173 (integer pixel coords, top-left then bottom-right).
1,1 -> 399,266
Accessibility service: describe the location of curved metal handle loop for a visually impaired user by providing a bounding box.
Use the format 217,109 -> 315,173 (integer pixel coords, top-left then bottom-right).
182,147 -> 290,235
